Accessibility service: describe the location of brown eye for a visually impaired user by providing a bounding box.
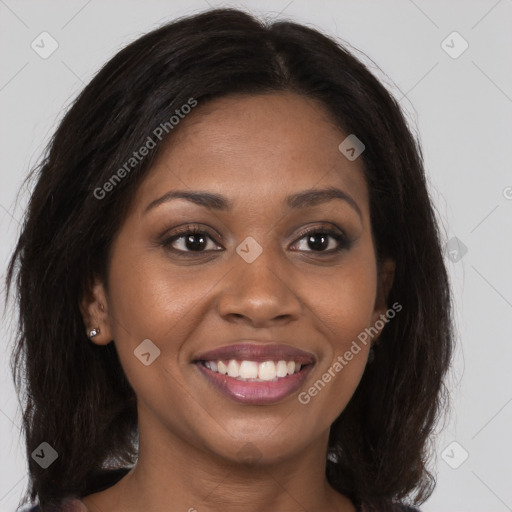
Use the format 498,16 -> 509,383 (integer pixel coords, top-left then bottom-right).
162,225 -> 222,254
291,227 -> 351,253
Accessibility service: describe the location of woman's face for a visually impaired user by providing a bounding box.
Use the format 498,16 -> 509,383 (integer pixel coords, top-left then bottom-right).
85,92 -> 393,465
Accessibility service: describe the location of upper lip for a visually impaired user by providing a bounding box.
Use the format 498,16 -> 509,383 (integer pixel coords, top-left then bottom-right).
193,342 -> 316,365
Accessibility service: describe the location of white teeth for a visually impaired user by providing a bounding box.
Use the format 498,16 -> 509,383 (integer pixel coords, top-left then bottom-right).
227,360 -> 239,377
239,360 -> 259,379
258,361 -> 276,381
217,361 -> 228,375
276,360 -> 288,377
203,359 -> 305,381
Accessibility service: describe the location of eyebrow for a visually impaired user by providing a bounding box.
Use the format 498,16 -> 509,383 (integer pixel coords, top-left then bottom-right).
144,186 -> 362,220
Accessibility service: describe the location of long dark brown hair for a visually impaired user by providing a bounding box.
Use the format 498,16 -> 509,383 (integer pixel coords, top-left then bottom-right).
5,7 -> 453,511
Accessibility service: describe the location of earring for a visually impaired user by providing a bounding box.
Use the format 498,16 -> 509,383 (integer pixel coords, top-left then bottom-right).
89,327 -> 100,338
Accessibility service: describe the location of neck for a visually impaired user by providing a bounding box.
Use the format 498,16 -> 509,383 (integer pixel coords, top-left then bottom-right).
83,405 -> 356,512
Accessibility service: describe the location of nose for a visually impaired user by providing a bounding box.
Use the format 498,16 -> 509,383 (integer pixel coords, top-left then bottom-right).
216,243 -> 303,328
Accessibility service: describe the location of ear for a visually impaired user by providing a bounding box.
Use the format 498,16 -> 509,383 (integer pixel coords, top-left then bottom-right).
370,258 -> 396,341
79,276 -> 113,346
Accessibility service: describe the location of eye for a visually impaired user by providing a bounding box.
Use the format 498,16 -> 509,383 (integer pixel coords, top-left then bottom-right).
161,224 -> 222,254
160,223 -> 351,256
291,225 -> 351,253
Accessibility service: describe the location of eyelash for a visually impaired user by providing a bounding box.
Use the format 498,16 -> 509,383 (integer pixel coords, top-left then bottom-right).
160,223 -> 351,256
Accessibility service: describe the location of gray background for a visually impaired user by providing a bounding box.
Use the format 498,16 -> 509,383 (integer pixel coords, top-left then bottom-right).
1,1 -> 511,511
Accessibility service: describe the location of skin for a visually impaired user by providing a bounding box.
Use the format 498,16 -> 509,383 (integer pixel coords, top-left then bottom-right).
80,92 -> 395,512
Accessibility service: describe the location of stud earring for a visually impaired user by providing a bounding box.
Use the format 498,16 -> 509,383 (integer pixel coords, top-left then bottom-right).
89,327 -> 100,338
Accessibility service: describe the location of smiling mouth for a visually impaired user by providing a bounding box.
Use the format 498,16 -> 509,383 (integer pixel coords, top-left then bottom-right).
192,342 -> 316,404
199,359 -> 307,382
194,358 -> 314,405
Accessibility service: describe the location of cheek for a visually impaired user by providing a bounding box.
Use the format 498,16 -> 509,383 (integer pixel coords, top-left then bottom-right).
107,243 -> 205,340
308,248 -> 378,353
297,246 -> 377,417
103,243 -> 197,386
104,251 -> 205,434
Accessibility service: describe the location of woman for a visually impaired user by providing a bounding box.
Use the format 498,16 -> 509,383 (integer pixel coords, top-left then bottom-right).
6,7 -> 453,512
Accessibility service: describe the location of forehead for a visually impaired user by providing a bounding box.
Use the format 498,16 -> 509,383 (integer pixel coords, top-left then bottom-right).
134,92 -> 369,216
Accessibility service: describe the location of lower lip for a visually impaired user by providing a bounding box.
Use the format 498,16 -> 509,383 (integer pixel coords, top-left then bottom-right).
195,362 -> 314,405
